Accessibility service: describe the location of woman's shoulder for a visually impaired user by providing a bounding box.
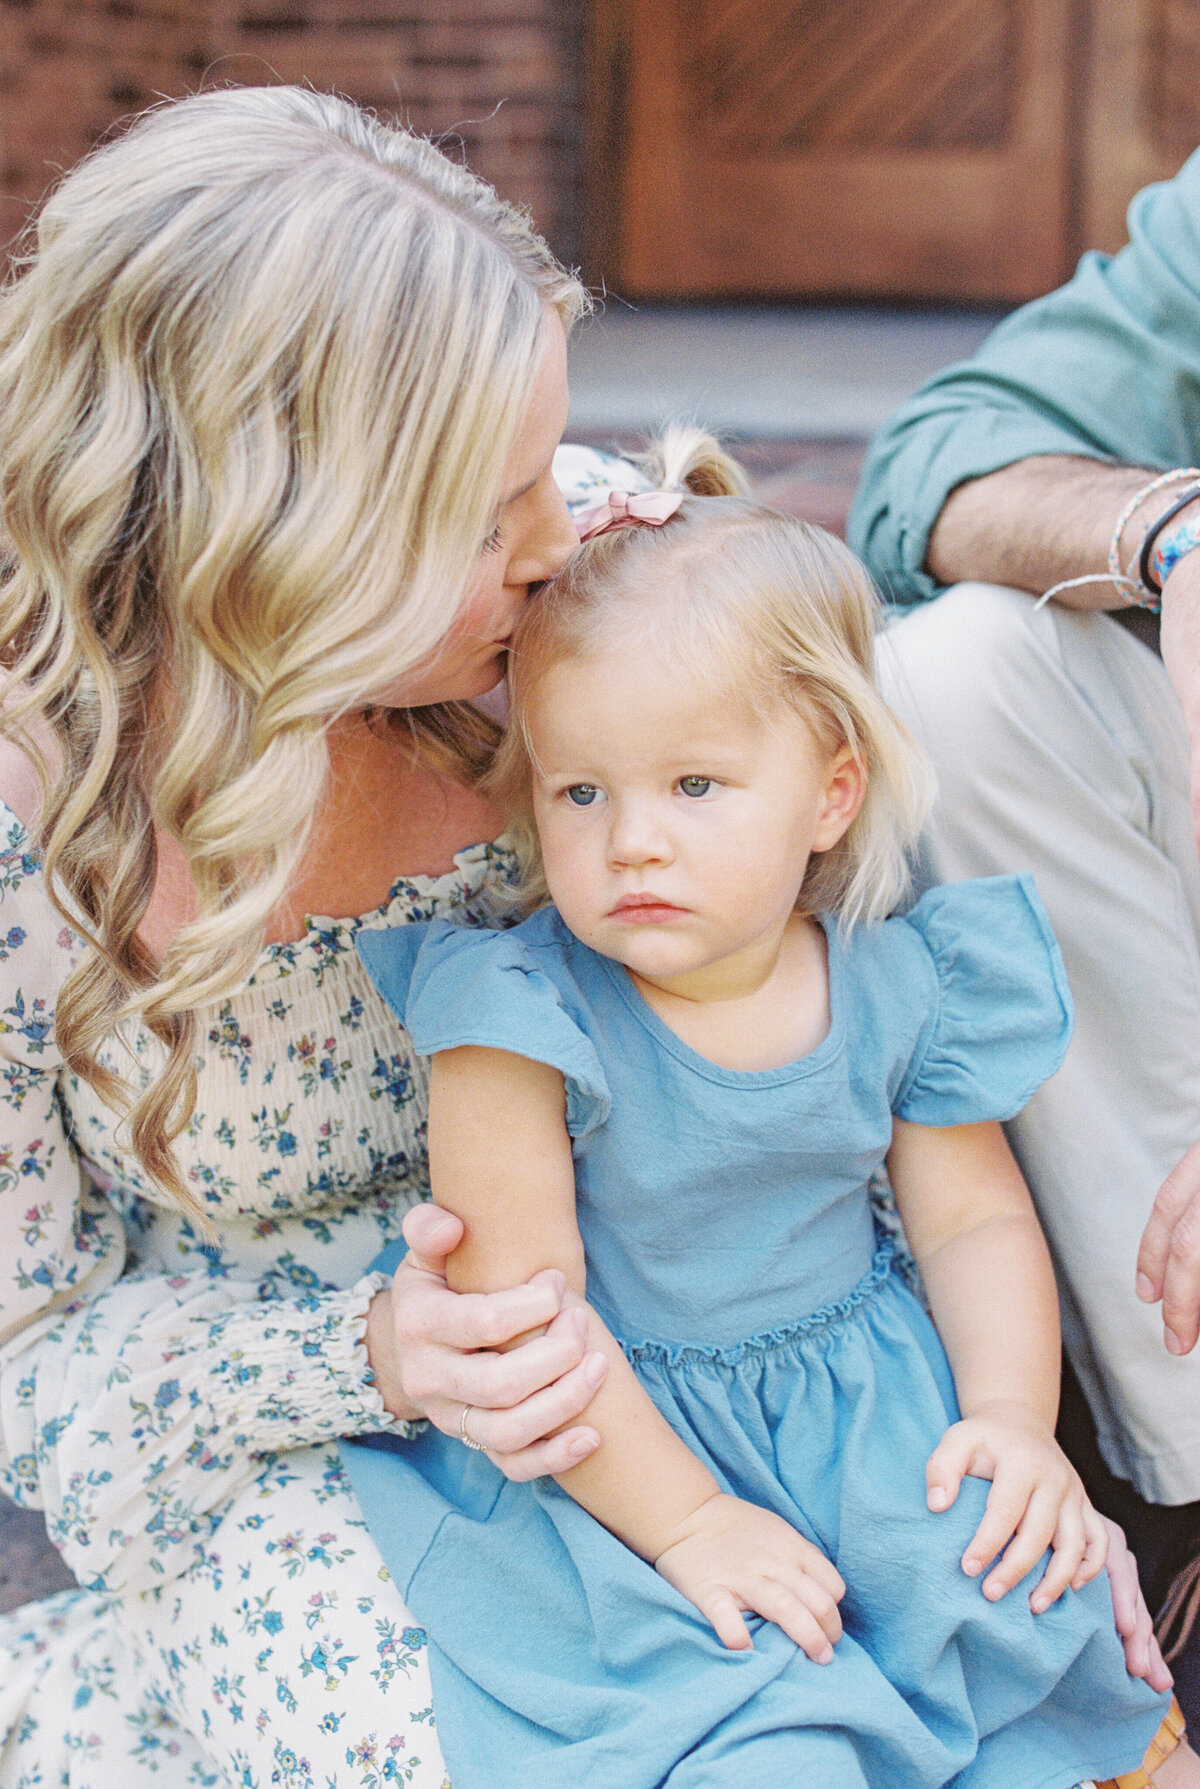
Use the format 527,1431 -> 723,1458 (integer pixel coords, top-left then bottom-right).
0,734 -> 44,837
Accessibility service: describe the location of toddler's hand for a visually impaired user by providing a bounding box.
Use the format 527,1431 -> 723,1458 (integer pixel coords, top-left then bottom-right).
925,1400 -> 1108,1612
653,1491 -> 845,1660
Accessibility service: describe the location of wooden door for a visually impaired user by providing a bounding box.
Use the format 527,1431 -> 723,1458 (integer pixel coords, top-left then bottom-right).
587,0 -> 1078,303
1081,0 -> 1200,253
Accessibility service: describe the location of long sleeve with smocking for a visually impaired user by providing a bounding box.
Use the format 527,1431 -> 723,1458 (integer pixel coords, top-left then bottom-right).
0,806 -> 410,1596
848,145 -> 1200,605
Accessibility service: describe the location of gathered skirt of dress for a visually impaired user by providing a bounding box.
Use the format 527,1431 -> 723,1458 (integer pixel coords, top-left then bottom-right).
343,1247 -> 1168,1789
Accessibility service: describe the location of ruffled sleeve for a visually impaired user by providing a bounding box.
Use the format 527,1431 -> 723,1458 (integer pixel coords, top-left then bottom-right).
356,914 -> 612,1140
893,874 -> 1073,1125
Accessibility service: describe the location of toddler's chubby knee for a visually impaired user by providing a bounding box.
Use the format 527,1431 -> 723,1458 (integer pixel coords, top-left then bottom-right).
878,582 -> 1045,765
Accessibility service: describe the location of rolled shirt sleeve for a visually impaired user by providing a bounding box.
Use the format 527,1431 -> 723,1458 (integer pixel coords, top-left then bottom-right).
848,146 -> 1200,605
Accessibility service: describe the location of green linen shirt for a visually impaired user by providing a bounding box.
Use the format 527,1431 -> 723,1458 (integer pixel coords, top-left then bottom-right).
847,147 -> 1200,606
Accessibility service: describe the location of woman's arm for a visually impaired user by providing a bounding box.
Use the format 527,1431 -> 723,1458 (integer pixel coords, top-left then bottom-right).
428,1045 -> 845,1656
888,1118 -> 1108,1610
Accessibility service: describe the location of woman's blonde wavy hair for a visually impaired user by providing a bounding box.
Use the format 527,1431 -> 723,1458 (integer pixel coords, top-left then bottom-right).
0,85 -> 585,1216
491,426 -> 933,930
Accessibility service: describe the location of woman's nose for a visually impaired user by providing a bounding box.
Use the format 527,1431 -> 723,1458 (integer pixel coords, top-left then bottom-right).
507,478 -> 580,586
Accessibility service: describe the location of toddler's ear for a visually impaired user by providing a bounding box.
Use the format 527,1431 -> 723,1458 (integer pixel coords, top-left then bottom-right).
812,746 -> 866,853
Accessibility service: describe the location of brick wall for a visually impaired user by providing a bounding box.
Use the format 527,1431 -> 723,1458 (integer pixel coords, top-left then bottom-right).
0,0 -> 585,263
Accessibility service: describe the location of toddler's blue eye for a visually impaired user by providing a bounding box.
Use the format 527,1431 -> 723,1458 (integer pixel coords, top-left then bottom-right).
566,784 -> 600,806
679,776 -> 712,797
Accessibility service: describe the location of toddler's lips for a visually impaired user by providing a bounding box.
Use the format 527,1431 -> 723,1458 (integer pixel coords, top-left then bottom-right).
609,896 -> 688,922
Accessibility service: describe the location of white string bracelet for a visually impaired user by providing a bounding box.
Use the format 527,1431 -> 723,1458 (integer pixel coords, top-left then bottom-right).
1108,467 -> 1200,612
1031,468 -> 1200,612
1033,572 -> 1144,612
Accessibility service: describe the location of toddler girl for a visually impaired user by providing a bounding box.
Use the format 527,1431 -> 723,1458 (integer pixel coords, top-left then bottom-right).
347,433 -> 1176,1788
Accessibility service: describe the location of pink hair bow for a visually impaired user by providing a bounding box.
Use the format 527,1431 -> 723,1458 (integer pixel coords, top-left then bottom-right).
574,488 -> 684,542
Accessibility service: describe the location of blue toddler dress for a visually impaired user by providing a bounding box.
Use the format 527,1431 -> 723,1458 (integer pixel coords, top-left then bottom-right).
345,875 -> 1167,1789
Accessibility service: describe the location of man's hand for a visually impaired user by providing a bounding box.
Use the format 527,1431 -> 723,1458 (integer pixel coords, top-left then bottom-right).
364,1203 -> 609,1480
1137,1137 -> 1200,1355
653,1491 -> 845,1659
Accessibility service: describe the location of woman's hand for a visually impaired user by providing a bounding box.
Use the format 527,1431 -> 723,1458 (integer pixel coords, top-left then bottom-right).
365,1203 -> 609,1481
653,1491 -> 845,1661
925,1400 -> 1109,1610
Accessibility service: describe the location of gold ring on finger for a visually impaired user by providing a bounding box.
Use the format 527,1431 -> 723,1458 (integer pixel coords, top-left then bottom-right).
459,1403 -> 488,1452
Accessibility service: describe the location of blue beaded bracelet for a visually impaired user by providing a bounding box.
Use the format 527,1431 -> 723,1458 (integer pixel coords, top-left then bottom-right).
1151,514 -> 1200,593
1139,482 -> 1200,598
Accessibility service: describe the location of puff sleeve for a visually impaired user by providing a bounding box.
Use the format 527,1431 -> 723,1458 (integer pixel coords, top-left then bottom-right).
356,915 -> 611,1140
894,874 -> 1073,1125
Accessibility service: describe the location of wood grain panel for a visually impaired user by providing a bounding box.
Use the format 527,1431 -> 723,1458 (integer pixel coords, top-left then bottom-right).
1149,0 -> 1200,164
593,0 -> 1074,302
1079,0 -> 1197,255
691,0 -> 1014,151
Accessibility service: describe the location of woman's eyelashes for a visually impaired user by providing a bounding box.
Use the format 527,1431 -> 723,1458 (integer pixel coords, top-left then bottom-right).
481,521 -> 503,555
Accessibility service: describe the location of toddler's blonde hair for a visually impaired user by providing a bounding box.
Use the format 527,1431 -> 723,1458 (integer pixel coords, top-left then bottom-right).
491,427 -> 932,930
0,85 -> 585,1215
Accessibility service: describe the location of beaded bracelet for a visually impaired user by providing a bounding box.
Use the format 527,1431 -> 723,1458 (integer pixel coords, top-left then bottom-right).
1152,514 -> 1200,591
1104,467 -> 1200,612
1039,466 -> 1200,610
1041,467 -> 1200,610
1139,484 -> 1200,593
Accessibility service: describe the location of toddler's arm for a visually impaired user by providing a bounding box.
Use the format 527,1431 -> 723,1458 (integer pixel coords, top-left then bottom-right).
428,1044 -> 844,1656
888,1118 -> 1109,1611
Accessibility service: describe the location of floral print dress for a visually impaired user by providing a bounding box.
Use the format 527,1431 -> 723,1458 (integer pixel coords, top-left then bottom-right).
0,804 -> 531,1789
0,446 -> 641,1789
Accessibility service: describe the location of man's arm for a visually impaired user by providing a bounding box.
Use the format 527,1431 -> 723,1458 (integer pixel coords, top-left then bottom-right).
848,145 -> 1200,607
925,455 -> 1152,604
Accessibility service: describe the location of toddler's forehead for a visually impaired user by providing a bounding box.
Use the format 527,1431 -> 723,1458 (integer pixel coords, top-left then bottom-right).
524,645 -> 811,765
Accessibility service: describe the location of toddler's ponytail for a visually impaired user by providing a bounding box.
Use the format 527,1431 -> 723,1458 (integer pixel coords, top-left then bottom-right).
638,424 -> 751,500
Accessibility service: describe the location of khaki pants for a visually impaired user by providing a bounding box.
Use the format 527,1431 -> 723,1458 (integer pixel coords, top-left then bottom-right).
880,583 -> 1200,1505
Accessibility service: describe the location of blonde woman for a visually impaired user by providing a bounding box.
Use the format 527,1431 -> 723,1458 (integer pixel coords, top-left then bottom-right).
0,87 -> 609,1788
